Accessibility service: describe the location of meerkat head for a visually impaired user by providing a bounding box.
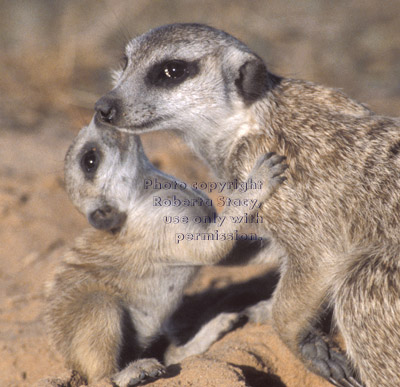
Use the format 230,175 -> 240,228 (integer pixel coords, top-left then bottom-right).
94,24 -> 278,154
64,117 -> 148,233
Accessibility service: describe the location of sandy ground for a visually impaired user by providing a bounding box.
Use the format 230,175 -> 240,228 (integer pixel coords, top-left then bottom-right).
0,1 -> 399,386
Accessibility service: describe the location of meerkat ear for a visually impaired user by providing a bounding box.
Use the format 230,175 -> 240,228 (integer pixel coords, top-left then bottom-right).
234,57 -> 269,105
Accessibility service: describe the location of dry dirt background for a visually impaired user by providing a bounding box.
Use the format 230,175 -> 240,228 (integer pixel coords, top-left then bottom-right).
0,1 -> 399,386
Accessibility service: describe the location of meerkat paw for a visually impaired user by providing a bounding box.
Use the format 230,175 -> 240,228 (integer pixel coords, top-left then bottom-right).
247,152 -> 288,196
165,312 -> 242,365
243,299 -> 273,324
111,358 -> 166,387
300,331 -> 363,387
329,376 -> 365,387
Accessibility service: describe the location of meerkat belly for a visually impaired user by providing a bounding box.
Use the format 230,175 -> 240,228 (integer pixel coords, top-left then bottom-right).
127,265 -> 198,346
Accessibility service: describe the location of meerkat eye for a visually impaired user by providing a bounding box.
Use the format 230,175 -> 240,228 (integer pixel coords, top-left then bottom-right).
80,147 -> 100,178
163,61 -> 187,79
146,59 -> 199,87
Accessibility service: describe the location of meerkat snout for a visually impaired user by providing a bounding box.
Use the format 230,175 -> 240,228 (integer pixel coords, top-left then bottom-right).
95,92 -> 122,125
88,204 -> 127,232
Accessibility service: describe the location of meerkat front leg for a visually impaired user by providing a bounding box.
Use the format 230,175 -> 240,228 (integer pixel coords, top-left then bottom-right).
164,312 -> 242,365
111,359 -> 165,387
46,280 -> 165,387
166,152 -> 287,266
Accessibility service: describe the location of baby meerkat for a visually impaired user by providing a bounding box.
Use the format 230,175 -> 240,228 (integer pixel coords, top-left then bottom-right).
45,117 -> 287,386
94,23 -> 400,387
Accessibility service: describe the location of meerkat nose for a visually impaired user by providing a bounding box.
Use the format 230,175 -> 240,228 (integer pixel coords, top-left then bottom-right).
88,205 -> 127,232
95,95 -> 119,125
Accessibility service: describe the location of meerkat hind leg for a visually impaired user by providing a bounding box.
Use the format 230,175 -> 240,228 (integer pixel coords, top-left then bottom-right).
52,286 -> 166,387
333,247 -> 400,387
55,289 -> 127,382
300,330 -> 361,387
272,263 -> 361,387
245,299 -> 361,387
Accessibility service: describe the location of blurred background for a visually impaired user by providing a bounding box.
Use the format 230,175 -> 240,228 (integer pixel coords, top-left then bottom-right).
0,1 -> 399,386
1,0 -> 399,132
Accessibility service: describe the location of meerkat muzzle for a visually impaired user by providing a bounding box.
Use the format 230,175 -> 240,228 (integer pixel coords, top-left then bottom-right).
88,204 -> 127,232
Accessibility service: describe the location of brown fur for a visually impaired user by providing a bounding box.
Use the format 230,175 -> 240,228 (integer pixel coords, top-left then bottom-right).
229,80 -> 400,387
94,23 -> 400,386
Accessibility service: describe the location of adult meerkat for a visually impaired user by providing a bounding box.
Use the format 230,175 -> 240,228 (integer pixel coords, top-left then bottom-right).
46,117 -> 287,386
93,23 -> 400,387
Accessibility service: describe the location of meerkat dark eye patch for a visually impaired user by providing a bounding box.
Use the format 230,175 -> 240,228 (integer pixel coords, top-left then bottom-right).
146,59 -> 199,88
79,143 -> 101,179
